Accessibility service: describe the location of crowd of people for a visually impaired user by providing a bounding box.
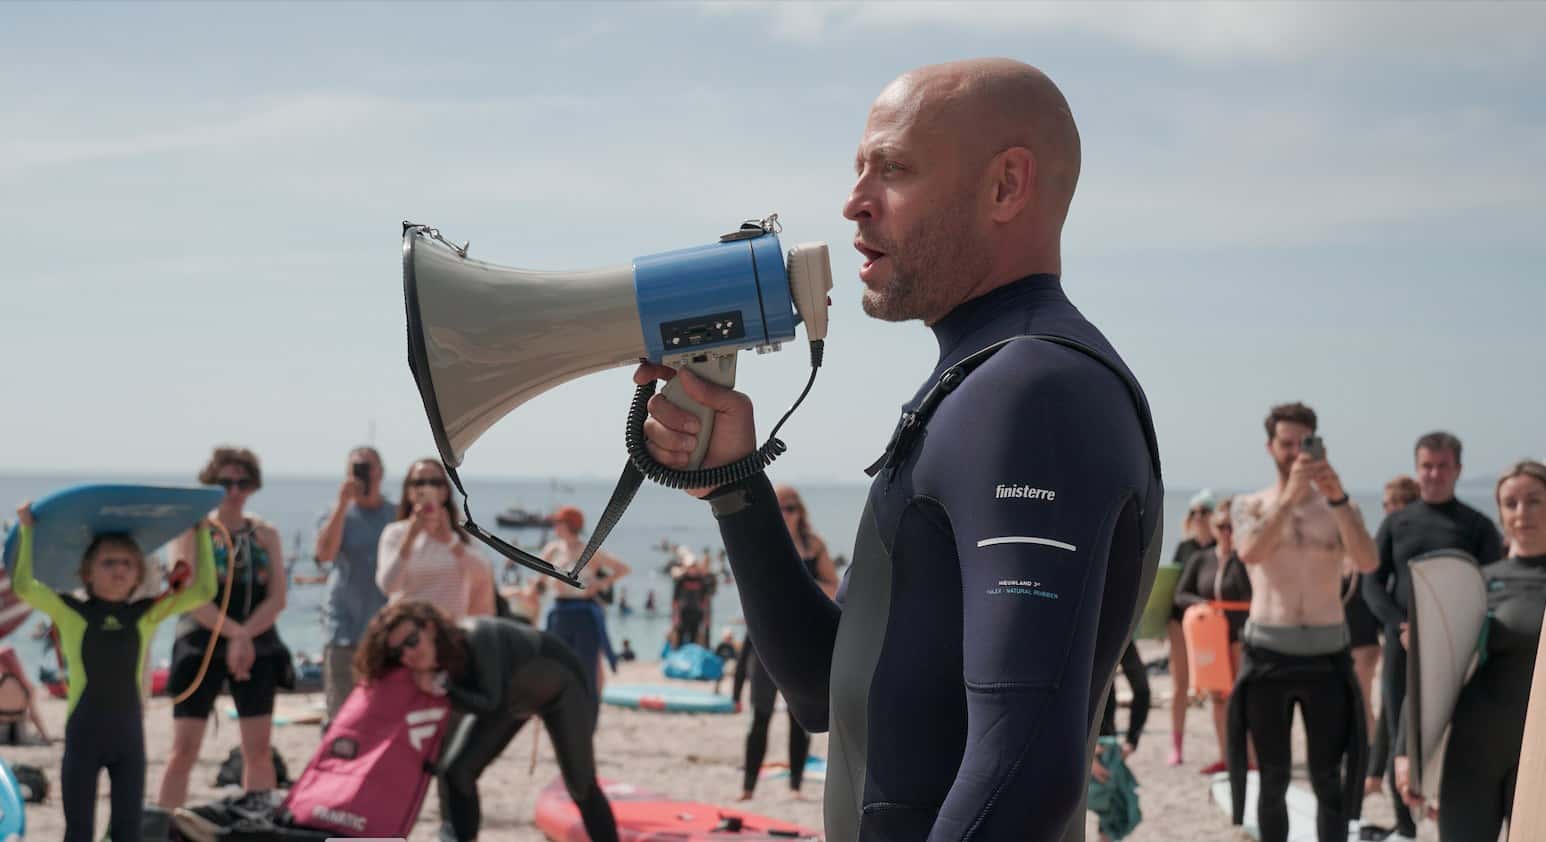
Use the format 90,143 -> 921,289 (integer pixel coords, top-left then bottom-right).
1150,404 -> 1542,842
10,443 -> 649,841
7,55 -> 1542,842
10,436 -> 863,841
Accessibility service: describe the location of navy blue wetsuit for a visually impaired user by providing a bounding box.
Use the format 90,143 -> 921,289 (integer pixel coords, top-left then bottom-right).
706,275 -> 1163,841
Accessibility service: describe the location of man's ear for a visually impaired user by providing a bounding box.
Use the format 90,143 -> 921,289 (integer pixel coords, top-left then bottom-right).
989,146 -> 1036,223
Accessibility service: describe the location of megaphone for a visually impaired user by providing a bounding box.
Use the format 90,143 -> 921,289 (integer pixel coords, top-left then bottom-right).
402,214 -> 832,586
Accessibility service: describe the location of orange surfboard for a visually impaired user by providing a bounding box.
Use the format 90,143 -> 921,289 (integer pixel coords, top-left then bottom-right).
1182,601 -> 1249,696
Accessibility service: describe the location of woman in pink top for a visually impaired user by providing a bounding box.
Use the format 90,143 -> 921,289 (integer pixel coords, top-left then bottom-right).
376,459 -> 493,621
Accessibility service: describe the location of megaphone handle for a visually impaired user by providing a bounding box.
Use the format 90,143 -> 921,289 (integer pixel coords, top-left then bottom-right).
661,354 -> 738,470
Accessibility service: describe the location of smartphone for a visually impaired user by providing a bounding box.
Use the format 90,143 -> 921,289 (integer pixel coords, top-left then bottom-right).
1302,435 -> 1325,461
351,461 -> 370,492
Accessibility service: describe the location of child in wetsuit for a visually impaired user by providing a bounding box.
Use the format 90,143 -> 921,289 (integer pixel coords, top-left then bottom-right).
13,503 -> 216,842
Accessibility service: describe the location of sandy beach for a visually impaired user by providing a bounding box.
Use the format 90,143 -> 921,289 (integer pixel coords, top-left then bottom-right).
6,641 -> 1435,841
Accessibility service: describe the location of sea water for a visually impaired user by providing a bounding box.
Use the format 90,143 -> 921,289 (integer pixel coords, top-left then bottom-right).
0,472 -> 1499,677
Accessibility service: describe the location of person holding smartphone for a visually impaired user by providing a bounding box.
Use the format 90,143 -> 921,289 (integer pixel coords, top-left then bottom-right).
376,458 -> 494,622
312,446 -> 395,719
1226,403 -> 1378,842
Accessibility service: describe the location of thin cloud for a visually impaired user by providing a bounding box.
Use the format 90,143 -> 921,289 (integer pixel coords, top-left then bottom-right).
704,1 -> 1546,68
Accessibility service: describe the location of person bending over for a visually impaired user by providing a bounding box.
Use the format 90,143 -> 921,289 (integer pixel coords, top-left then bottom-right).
355,601 -> 618,842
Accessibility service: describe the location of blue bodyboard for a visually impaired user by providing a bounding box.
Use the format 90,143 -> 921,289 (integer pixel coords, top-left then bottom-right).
2,484 -> 223,593
0,756 -> 23,839
602,683 -> 735,714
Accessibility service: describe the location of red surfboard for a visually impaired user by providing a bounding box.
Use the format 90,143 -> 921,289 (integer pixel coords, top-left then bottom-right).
535,778 -> 822,841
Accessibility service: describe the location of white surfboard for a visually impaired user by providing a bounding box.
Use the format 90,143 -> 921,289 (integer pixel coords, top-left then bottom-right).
1209,771 -> 1334,841
1406,550 -> 1488,801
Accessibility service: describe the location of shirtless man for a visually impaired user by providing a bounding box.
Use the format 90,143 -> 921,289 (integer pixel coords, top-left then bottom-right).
1227,402 -> 1378,842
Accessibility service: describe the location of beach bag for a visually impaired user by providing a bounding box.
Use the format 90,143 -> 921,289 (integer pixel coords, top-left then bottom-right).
662,643 -> 723,681
10,764 -> 45,803
277,667 -> 450,838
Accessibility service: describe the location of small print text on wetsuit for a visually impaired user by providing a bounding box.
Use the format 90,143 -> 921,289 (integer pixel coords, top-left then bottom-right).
987,579 -> 1059,600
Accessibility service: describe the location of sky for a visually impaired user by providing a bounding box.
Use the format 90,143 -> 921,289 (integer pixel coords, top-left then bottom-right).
1,1 -> 1543,493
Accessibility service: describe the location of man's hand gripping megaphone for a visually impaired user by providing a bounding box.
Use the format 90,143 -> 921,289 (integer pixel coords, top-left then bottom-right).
630,363 -> 759,497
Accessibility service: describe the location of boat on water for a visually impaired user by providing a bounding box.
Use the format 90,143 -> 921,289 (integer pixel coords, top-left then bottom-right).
495,506 -> 552,529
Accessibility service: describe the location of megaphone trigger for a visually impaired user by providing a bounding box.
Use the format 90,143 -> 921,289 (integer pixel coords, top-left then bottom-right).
659,354 -> 738,470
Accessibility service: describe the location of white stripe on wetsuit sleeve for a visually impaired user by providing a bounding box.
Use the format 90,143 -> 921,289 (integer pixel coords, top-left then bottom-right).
975,536 -> 1078,552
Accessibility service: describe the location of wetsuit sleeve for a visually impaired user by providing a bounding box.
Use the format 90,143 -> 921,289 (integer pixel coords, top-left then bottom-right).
923,345 -> 1150,841
708,474 -> 840,730
9,524 -> 75,624
146,528 -> 219,625
1363,518 -> 1405,627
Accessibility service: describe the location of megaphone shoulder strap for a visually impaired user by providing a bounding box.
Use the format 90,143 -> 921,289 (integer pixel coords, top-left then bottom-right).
439,462 -> 585,589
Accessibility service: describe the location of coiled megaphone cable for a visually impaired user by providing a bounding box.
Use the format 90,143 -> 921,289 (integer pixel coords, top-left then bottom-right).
626,340 -> 823,489
569,340 -> 824,579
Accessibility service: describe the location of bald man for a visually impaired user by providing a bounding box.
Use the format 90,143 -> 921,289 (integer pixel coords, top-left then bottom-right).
636,59 -> 1163,841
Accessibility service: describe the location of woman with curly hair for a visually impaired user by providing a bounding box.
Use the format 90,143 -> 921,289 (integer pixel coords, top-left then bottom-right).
159,445 -> 290,808
356,601 -> 618,842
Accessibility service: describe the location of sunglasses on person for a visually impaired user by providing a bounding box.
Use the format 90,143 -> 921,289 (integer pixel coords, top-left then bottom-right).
387,628 -> 422,660
408,478 -> 448,488
214,478 -> 258,491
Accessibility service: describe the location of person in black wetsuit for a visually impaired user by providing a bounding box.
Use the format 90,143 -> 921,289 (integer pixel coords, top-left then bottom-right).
1394,460 -> 1546,840
1173,497 -> 1251,773
737,484 -> 840,801
1098,644 -> 1151,760
634,58 -> 1164,842
13,504 -> 216,842
669,550 -> 715,648
1360,475 -> 1419,797
354,600 -> 618,842
1361,432 -> 1503,838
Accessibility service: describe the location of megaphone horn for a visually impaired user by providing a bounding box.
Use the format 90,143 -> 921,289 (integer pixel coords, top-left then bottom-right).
401,214 -> 833,586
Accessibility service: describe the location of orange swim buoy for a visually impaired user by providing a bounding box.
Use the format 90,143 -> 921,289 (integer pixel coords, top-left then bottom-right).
1182,600 -> 1249,696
